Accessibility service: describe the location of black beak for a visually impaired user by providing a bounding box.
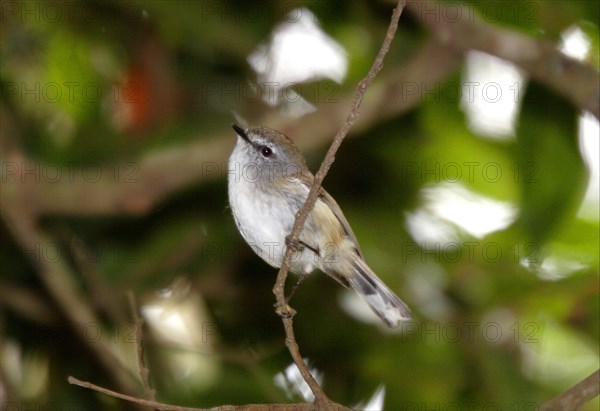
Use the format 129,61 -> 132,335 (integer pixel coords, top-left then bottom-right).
232,124 -> 252,145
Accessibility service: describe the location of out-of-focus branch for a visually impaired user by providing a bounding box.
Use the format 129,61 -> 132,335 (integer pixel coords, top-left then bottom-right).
1,207 -> 149,411
1,38 -> 460,218
0,136 -> 232,216
0,283 -> 58,325
128,292 -> 156,401
540,369 -> 600,411
3,1 -> 597,222
1,105 -> 148,411
68,231 -> 128,325
406,0 -> 600,120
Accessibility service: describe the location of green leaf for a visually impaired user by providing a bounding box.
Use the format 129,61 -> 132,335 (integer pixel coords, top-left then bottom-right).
516,82 -> 586,245
45,29 -> 98,122
419,79 -> 517,202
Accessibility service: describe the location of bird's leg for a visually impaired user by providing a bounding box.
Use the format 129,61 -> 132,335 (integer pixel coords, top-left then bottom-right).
285,235 -> 305,252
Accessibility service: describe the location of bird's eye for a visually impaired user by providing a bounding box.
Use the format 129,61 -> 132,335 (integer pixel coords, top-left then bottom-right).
260,146 -> 273,157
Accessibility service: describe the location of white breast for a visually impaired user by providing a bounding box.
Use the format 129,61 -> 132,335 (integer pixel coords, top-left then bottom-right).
228,146 -> 292,268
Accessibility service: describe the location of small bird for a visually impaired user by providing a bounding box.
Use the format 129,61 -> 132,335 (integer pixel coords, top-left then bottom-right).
228,124 -> 411,327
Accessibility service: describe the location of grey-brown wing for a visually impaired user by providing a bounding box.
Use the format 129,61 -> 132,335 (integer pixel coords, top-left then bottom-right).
297,174 -> 365,260
317,188 -> 365,259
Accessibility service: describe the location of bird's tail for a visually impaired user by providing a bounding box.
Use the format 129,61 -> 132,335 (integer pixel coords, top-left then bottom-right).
347,259 -> 411,327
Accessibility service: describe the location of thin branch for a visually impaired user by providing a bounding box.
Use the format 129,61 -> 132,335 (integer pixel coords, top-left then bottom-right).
67,376 -> 331,411
128,292 -> 156,401
407,0 -> 600,120
272,0 -> 406,408
540,369 -> 600,411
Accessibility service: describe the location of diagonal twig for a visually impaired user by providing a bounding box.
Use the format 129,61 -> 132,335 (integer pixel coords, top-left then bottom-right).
540,369 -> 600,411
271,0 -> 407,407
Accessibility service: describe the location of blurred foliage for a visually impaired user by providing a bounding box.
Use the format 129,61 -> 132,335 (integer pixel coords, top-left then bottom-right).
517,83 -> 586,245
1,1 -> 598,410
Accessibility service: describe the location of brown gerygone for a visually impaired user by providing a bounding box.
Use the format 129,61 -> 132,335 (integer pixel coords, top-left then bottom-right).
228,124 -> 411,327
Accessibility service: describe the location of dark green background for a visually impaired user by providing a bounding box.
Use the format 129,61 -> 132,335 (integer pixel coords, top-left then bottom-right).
1,1 -> 598,410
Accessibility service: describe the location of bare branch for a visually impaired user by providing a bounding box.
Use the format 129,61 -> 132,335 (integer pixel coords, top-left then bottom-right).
67,376 -> 337,411
272,1 -> 406,408
540,369 -> 600,411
